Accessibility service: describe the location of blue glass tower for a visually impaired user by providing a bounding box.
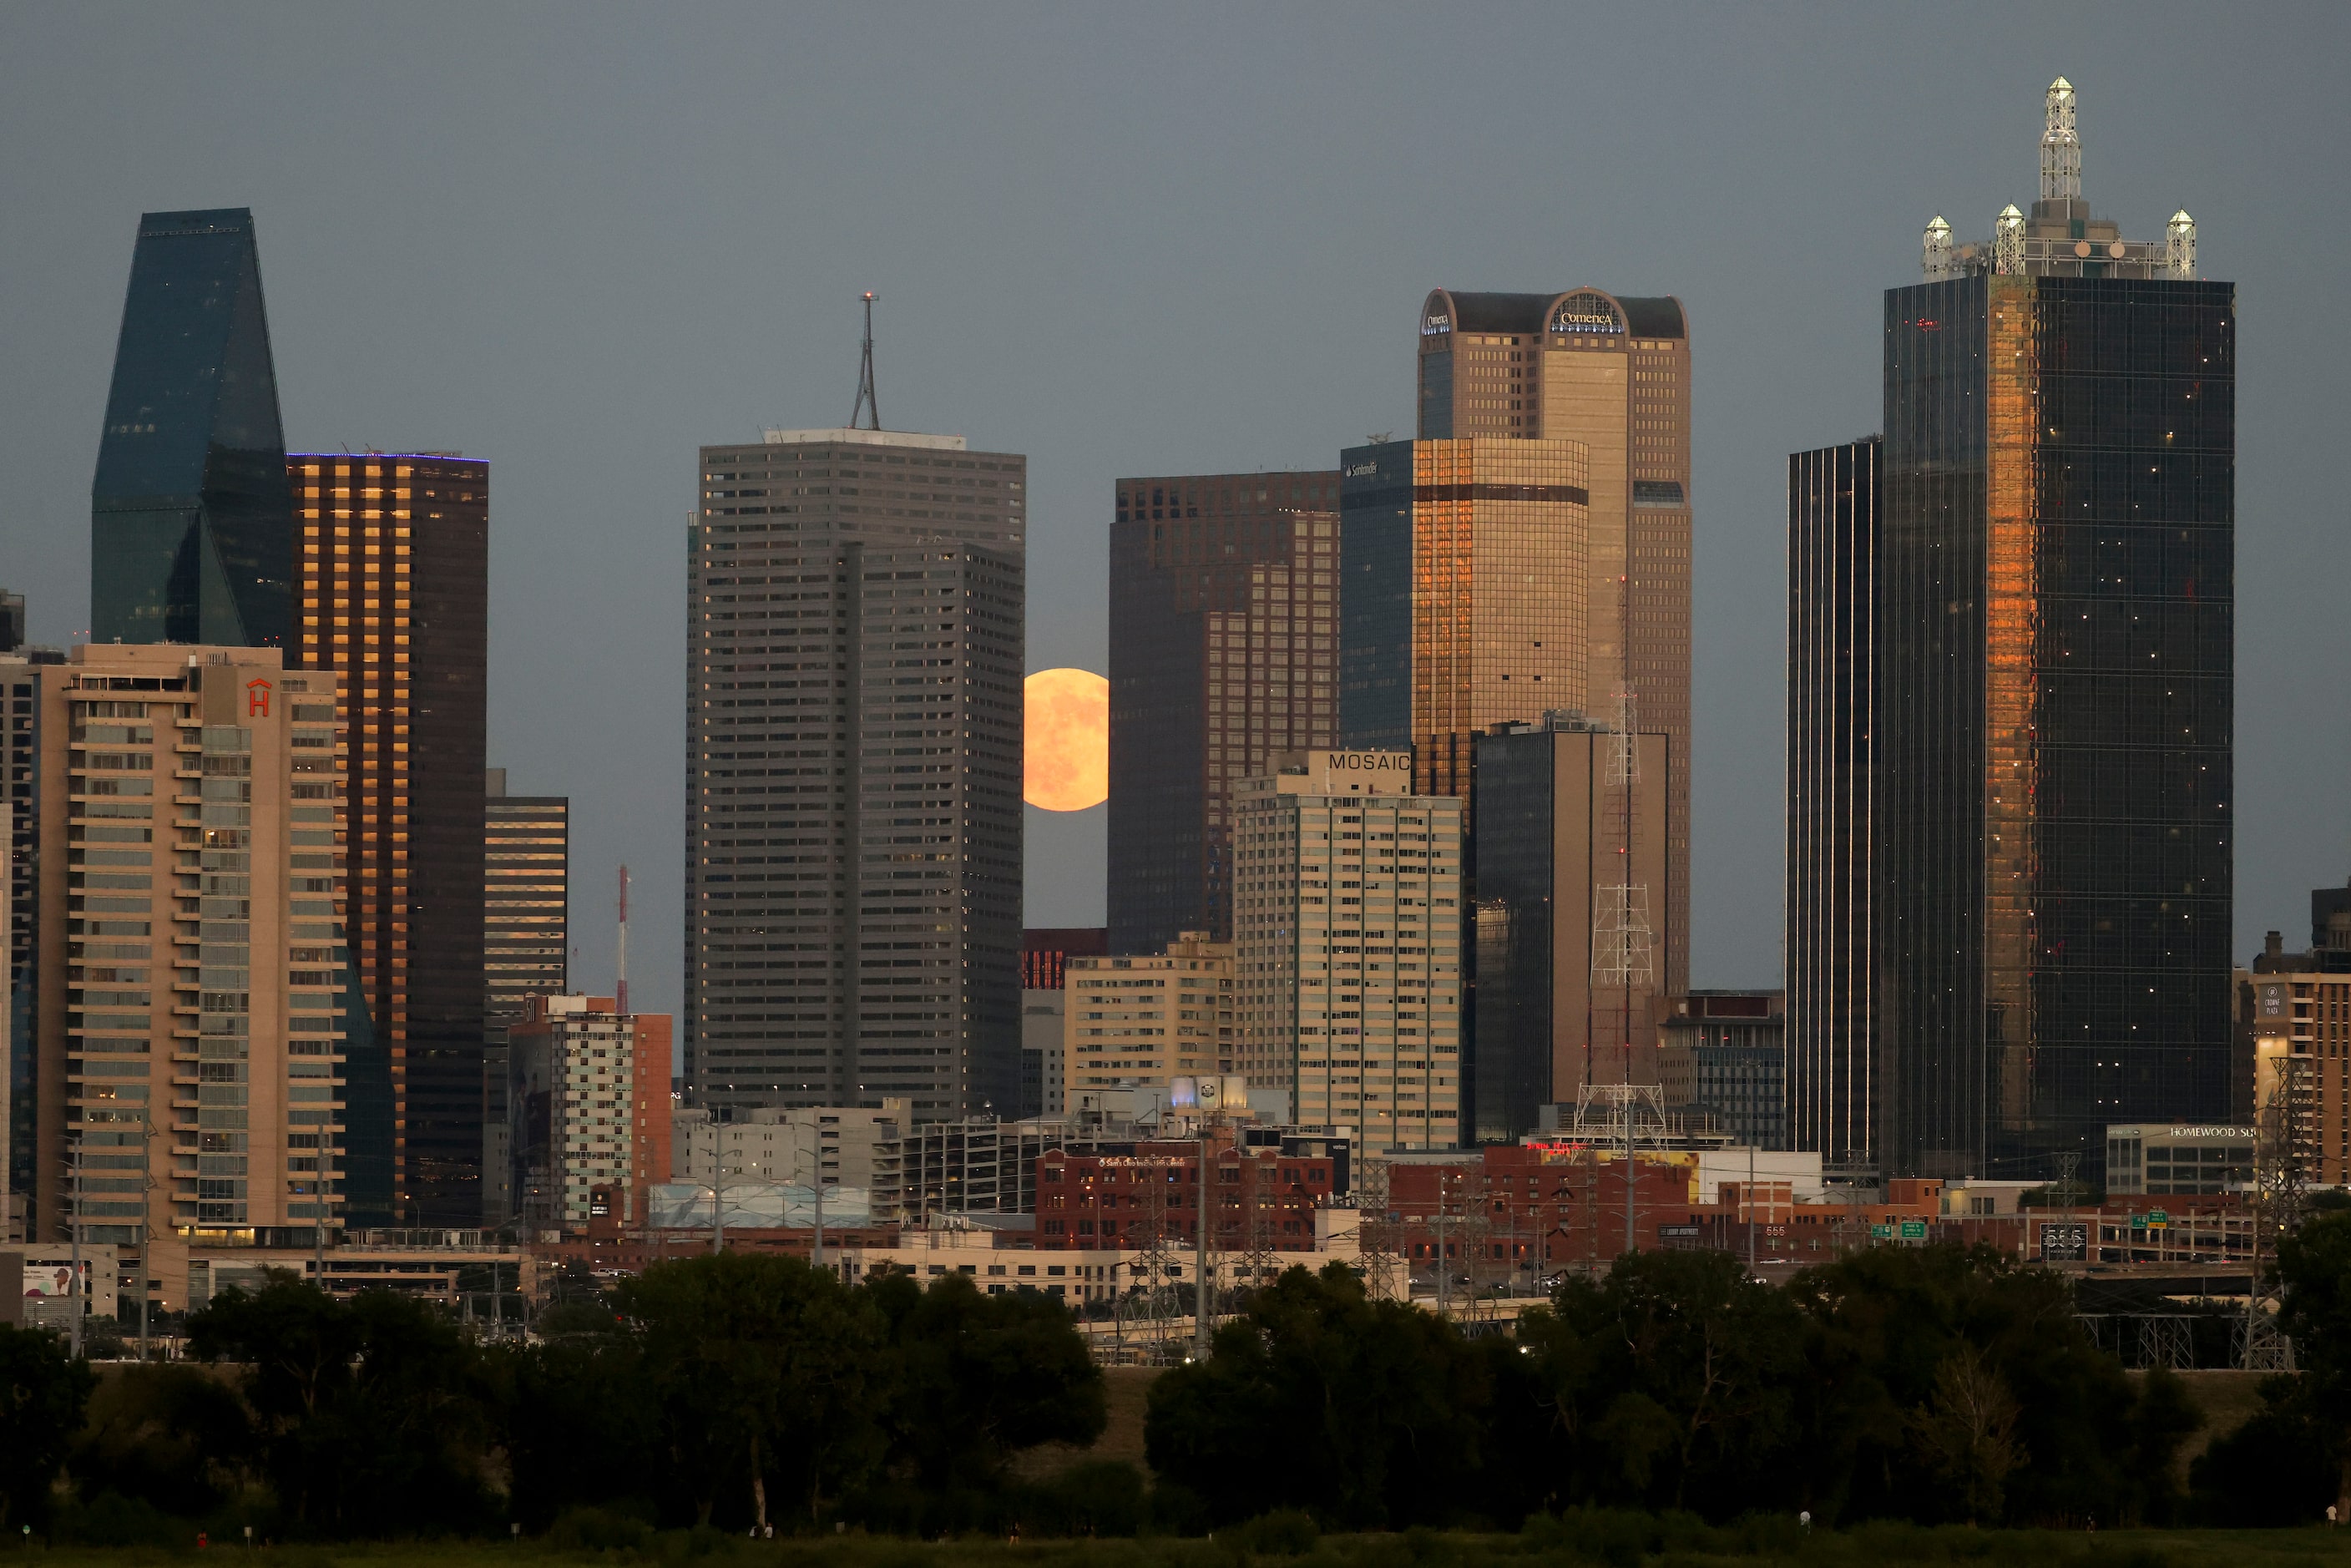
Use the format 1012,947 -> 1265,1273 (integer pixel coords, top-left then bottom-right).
91,209 -> 292,647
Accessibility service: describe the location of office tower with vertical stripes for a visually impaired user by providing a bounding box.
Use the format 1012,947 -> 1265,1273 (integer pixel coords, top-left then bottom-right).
1786,438 -> 1879,1172
291,453 -> 487,1224
1107,472 -> 1341,952
686,427 -> 1024,1121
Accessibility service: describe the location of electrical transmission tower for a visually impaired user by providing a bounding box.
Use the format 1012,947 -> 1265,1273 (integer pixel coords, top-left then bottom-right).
1590,669 -> 1654,1089
1354,1157 -> 1403,1302
848,291 -> 881,430
2242,1068 -> 2305,1372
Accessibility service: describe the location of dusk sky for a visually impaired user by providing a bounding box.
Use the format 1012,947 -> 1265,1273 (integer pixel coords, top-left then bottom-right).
3,4 -> 2344,1021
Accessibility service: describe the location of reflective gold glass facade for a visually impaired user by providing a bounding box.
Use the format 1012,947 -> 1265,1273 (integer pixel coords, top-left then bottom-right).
292,455 -> 487,1224
1413,289 -> 1693,999
1881,271 -> 2234,1181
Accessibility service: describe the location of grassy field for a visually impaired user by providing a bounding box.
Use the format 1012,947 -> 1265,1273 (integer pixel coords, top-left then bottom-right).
19,1521 -> 2351,1567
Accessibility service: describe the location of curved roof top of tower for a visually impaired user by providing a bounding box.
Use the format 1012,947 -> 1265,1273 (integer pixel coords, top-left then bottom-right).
1426,288 -> 1685,340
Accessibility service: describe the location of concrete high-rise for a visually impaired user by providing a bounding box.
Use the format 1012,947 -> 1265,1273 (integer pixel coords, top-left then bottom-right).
92,210 -> 293,650
686,427 -> 1024,1121
484,771 -> 569,1016
1470,715 -> 1671,1140
1785,438 -> 1880,1172
1106,473 -> 1341,950
1402,286 -> 1692,996
291,453 -> 487,1225
33,646 -> 354,1277
483,769 -> 568,1227
1234,751 -> 1463,1149
1878,80 -> 2230,1181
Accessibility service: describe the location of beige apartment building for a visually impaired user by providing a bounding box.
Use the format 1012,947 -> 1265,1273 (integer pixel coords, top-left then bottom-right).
33,645 -> 349,1297
1233,750 -> 1463,1149
1063,932 -> 1232,1105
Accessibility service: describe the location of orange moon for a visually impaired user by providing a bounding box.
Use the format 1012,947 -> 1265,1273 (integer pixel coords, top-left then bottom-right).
1024,667 -> 1109,811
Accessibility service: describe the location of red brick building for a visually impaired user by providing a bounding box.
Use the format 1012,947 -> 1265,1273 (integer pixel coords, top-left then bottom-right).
1037,1136 -> 1339,1250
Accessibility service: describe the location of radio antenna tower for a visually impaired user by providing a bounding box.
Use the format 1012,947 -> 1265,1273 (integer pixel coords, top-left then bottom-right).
849,291 -> 882,430
616,865 -> 630,1014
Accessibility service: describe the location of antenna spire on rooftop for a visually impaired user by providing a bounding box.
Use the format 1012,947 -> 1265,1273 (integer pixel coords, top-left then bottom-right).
2041,76 -> 2081,203
849,291 -> 881,431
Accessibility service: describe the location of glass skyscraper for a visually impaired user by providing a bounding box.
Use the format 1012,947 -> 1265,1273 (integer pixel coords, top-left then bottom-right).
1785,438 -> 1879,1171
91,209 -> 293,650
1877,81 -> 2231,1181
1105,471 -> 1340,953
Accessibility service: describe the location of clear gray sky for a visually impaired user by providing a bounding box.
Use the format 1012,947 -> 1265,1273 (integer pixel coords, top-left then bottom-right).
3,3 -> 2345,1025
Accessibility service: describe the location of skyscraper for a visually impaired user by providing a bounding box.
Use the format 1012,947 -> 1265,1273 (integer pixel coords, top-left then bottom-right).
1878,80 -> 2230,1180
1470,715 -> 1671,1140
686,427 -> 1024,1121
484,771 -> 569,1015
1234,750 -> 1463,1150
33,645 -> 351,1262
1106,473 -> 1341,951
1408,286 -> 1693,998
1785,438 -> 1879,1171
483,769 -> 568,1227
1338,437 -> 1594,794
291,453 -> 487,1225
92,210 -> 293,650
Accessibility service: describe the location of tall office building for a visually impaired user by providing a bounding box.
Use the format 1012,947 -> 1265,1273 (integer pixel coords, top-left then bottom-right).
92,210 -> 293,650
1785,438 -> 1880,1171
483,770 -> 568,1227
1470,715 -> 1671,1140
1234,751 -> 1462,1149
33,646 -> 351,1271
686,427 -> 1024,1121
1106,473 -> 1342,950
1405,286 -> 1692,995
4,650 -> 60,1212
291,453 -> 487,1225
1878,80 -> 2230,1180
1019,928 -> 1103,1119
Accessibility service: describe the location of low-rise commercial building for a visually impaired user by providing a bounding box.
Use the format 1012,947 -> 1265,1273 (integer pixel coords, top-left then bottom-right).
2104,1124 -> 2256,1196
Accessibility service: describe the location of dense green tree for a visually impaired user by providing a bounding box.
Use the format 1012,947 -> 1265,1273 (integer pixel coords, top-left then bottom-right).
0,1325 -> 94,1531
488,1333 -> 660,1529
1786,1242 -> 2191,1526
1145,1262 -> 1489,1529
1492,1249 -> 1807,1520
188,1276 -> 495,1535
869,1272 -> 1105,1490
617,1252 -> 885,1531
2274,1207 -> 2351,1515
68,1362 -> 253,1516
2190,1373 -> 2340,1526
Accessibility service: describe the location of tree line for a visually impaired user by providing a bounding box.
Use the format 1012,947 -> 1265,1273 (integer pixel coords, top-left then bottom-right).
12,1222 -> 2351,1540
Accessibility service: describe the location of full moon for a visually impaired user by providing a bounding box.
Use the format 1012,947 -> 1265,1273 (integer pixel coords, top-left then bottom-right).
1024,667 -> 1109,812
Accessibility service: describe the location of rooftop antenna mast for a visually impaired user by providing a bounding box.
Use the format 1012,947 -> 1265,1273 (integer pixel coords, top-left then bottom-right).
616,865 -> 629,1014
849,291 -> 882,431
2040,77 -> 2081,203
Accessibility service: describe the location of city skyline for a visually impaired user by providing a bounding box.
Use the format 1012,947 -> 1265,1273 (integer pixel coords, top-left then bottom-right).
2,13 -> 2344,1029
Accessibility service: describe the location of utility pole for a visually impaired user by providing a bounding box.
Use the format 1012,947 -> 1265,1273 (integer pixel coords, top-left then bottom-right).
67,1141 -> 83,1358
1193,1130 -> 1211,1361
1623,1090 -> 1636,1257
1747,1141 -> 1757,1275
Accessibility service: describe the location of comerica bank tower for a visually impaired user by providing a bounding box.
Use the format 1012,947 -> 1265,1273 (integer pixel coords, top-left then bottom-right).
685,427 -> 1026,1121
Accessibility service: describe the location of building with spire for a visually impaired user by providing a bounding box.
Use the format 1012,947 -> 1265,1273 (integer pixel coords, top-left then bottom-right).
91,210 -> 293,650
685,412 -> 1025,1122
1873,79 -> 2231,1181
